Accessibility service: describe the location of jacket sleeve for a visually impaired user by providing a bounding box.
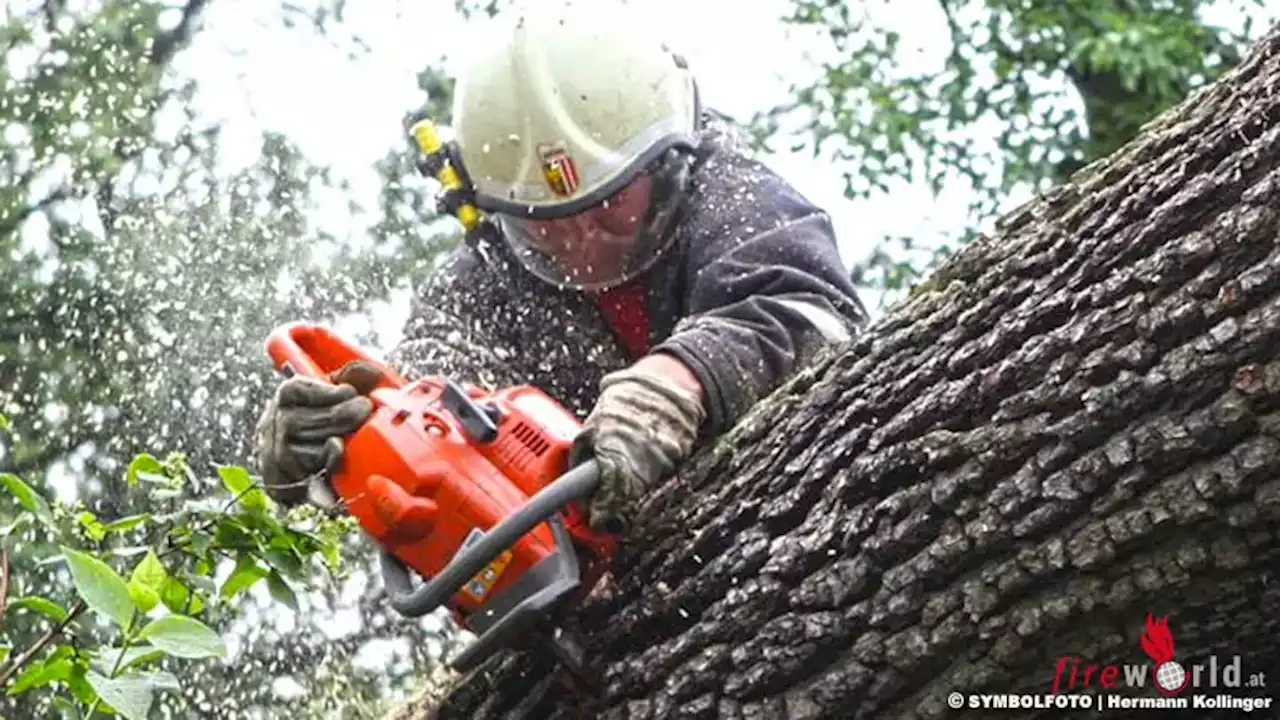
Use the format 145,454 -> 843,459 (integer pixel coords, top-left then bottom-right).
652,206 -> 870,440
386,243 -> 527,391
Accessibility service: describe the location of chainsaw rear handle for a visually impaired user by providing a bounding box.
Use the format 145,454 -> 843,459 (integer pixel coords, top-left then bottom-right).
264,321 -> 407,390
380,459 -> 602,618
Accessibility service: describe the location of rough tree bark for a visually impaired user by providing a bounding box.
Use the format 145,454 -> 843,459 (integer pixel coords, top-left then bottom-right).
391,21 -> 1280,720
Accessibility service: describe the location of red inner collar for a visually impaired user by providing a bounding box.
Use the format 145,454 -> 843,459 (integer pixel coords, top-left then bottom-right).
589,280 -> 651,359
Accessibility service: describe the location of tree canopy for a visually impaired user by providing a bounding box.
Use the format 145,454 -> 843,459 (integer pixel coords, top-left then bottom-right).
752,0 -> 1274,306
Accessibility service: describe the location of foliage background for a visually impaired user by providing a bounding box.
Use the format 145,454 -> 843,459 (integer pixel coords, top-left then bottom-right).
0,0 -> 1274,717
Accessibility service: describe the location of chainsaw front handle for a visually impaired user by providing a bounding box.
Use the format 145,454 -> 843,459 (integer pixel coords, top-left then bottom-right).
379,459 -> 602,618
265,321 -> 407,390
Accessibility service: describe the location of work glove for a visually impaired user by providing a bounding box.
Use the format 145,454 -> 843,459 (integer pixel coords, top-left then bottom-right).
569,359 -> 706,535
254,360 -> 386,510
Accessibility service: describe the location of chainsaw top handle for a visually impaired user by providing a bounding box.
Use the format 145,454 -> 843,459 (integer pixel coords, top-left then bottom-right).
379,458 -> 602,618
264,321 -> 407,390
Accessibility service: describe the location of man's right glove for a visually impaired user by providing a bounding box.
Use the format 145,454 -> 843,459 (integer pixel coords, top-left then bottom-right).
254,360 -> 386,509
569,354 -> 706,535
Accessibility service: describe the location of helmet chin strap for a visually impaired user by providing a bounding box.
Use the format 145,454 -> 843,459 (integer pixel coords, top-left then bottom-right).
641,150 -> 692,240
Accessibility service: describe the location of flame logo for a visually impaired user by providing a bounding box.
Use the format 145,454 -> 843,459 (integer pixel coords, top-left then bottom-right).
1141,613 -> 1189,695
1141,613 -> 1176,664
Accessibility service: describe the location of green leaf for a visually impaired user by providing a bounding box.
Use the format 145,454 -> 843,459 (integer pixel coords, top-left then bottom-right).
61,546 -> 134,630
119,645 -> 166,673
82,520 -> 107,543
8,657 -> 72,695
48,644 -> 75,663
214,519 -> 256,550
217,465 -> 268,511
92,645 -> 165,675
53,695 -> 83,717
129,550 -> 167,591
128,579 -> 160,614
188,530 -> 214,555
192,554 -> 211,576
103,514 -> 150,533
243,507 -> 286,538
67,664 -> 96,705
9,595 -> 69,622
158,579 -> 185,614
267,571 -> 298,610
219,556 -> 267,599
322,538 -> 341,570
0,645 -> 9,663
263,547 -> 303,580
216,464 -> 252,495
0,514 -> 31,540
0,473 -> 54,527
137,615 -> 227,659
125,453 -> 166,488
88,671 -> 155,720
142,670 -> 181,692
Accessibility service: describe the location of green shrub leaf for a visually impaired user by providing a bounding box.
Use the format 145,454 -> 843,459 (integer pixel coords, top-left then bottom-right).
61,546 -> 134,629
137,615 -> 226,659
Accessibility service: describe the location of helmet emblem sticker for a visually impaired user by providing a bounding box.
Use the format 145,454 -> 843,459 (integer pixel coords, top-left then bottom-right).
538,142 -> 579,196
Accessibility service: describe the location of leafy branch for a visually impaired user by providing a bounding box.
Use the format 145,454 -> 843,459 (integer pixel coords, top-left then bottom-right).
0,600 -> 86,688
0,451 -> 354,718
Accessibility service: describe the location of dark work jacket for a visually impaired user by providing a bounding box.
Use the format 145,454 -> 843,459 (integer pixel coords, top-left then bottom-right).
386,113 -> 870,442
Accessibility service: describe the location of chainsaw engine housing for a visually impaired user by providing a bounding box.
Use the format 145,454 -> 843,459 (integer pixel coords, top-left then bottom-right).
265,322 -> 617,672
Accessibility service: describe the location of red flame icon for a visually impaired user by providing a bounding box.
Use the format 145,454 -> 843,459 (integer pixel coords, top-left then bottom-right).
1141,614 -> 1175,664
1140,613 -> 1189,695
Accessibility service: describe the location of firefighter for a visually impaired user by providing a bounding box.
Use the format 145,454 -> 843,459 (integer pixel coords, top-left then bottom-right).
254,3 -> 870,535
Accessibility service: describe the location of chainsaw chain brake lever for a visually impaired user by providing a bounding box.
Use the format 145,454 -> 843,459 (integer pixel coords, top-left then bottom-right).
440,379 -> 500,444
378,459 -> 602,618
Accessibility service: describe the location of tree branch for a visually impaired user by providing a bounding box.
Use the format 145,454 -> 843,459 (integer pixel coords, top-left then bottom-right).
0,599 -> 86,688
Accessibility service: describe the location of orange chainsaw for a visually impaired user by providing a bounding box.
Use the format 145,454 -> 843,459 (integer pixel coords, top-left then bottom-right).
263,321 -> 618,675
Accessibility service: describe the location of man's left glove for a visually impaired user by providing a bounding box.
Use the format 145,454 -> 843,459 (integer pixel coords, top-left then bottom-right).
570,357 -> 706,535
254,360 -> 387,509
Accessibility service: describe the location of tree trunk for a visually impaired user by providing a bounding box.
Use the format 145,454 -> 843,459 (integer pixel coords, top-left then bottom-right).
394,21 -> 1280,720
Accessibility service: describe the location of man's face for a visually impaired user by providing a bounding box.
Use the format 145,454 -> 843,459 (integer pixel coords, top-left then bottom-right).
518,172 -> 654,284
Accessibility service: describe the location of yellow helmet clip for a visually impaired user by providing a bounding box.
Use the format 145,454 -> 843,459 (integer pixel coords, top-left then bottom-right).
408,117 -> 480,231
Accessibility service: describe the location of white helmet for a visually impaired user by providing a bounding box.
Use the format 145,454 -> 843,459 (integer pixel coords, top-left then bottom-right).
450,1 -> 702,290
